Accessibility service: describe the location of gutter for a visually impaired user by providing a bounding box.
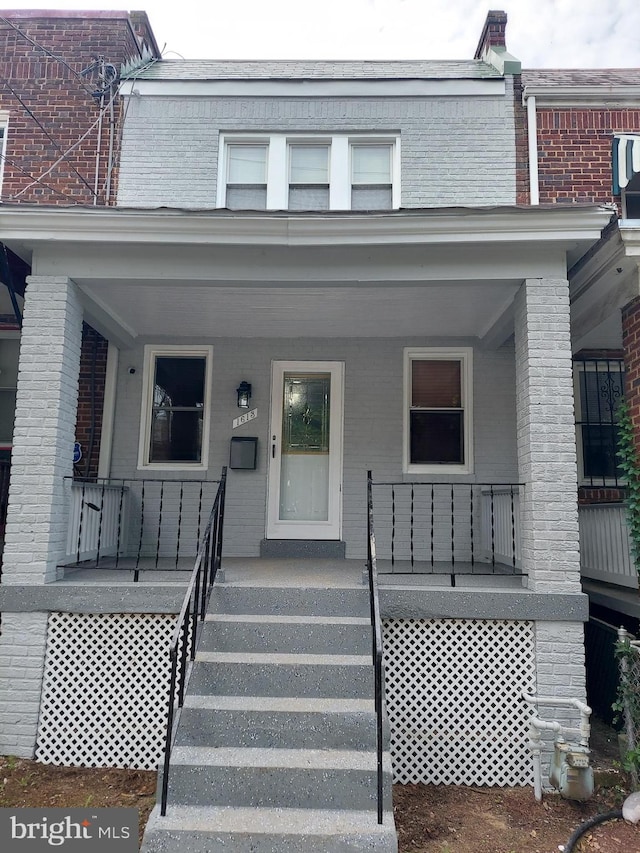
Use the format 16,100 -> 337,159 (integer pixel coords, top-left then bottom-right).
522,89 -> 539,205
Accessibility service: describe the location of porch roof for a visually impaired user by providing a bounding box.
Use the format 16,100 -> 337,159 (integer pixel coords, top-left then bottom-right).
0,204 -> 614,348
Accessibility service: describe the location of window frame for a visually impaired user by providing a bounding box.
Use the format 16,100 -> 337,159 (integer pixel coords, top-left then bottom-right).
217,133 -> 400,211
573,358 -> 625,487
403,347 -> 474,475
137,344 -> 213,471
0,117 -> 8,198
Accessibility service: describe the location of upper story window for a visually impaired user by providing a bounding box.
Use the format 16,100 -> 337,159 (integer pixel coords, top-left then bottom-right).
218,133 -> 400,211
403,347 -> 473,474
138,345 -> 213,470
574,358 -> 624,486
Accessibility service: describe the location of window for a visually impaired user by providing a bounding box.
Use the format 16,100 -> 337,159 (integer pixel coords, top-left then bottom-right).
351,144 -> 393,210
289,144 -> 330,210
574,358 -> 624,485
623,172 -> 640,219
404,348 -> 473,474
226,144 -> 268,210
0,121 -> 7,196
138,346 -> 212,470
218,133 -> 400,211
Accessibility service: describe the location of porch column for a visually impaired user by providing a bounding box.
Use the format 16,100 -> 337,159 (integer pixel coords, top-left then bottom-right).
514,278 -> 581,594
3,276 -> 83,583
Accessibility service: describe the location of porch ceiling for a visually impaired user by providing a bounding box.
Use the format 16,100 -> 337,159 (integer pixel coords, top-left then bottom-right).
75,278 -> 520,340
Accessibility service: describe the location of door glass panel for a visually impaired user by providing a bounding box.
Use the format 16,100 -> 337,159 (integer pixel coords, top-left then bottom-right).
279,373 -> 330,521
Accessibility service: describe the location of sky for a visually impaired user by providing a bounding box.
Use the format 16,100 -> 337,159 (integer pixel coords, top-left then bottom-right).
1,0 -> 640,67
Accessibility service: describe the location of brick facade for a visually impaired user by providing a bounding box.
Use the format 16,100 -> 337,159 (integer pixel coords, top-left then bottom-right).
536,108 -> 640,209
0,11 -> 157,205
0,11 -> 159,479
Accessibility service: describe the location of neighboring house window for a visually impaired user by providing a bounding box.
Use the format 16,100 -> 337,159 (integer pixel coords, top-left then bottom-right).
404,347 -> 473,474
574,358 -> 624,485
218,133 -> 400,211
0,121 -> 7,196
623,172 -> 640,219
138,346 -> 212,470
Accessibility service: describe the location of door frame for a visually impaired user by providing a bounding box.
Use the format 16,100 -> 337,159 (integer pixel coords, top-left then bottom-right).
266,360 -> 344,540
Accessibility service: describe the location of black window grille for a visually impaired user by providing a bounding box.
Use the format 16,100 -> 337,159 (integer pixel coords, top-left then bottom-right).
575,358 -> 625,486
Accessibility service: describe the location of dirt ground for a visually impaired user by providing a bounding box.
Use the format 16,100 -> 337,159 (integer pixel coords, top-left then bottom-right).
0,720 -> 638,852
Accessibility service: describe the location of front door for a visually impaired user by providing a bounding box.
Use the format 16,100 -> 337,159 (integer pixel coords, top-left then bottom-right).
267,361 -> 343,540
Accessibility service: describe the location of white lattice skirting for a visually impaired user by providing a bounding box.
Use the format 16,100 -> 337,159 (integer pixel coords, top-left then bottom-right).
36,613 -> 176,769
383,618 -> 536,786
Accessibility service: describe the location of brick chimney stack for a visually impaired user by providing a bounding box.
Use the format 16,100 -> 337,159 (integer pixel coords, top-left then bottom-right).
474,10 -> 508,60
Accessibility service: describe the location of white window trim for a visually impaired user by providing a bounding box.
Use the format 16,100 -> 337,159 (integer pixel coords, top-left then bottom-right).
217,133 -> 401,211
0,116 -> 8,197
137,344 -> 213,471
403,347 -> 474,475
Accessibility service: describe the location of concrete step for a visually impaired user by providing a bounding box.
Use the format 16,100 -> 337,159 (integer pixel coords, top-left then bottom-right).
164,746 -> 394,811
209,584 -> 370,618
141,804 -> 398,853
188,652 -> 374,698
200,613 -> 371,655
175,695 -> 377,750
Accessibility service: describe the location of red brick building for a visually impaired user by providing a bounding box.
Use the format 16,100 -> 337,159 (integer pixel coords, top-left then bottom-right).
0,10 -> 159,531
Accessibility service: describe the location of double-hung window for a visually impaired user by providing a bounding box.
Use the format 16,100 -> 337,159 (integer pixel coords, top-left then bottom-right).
219,134 -> 399,210
351,144 -> 393,210
404,348 -> 473,474
225,144 -> 268,210
138,346 -> 212,470
574,358 -> 624,485
289,144 -> 330,210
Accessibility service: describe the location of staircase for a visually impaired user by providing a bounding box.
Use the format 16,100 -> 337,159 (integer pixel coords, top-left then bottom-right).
141,568 -> 398,852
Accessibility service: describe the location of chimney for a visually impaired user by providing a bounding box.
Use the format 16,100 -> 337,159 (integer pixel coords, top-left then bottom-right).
473,10 -> 520,75
474,10 -> 507,59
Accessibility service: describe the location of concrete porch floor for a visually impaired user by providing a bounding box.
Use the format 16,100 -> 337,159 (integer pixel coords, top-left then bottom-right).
56,556 -> 524,590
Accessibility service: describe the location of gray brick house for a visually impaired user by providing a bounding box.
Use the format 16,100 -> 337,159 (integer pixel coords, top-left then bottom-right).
0,10 -> 617,851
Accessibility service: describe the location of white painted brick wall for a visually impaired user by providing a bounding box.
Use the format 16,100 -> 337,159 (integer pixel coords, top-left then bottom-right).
2,277 -> 83,584
514,279 -> 581,594
533,620 -> 588,780
117,80 -> 517,208
0,612 -> 48,757
109,336 -> 518,557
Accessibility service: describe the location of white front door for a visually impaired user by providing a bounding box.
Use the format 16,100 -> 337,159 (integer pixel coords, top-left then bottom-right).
267,361 -> 343,540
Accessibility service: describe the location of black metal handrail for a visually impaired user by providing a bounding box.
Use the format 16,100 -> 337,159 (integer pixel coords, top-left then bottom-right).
366,470 -> 384,825
160,466 -> 227,816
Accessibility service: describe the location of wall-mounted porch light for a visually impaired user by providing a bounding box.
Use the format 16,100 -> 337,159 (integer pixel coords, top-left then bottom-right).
236,381 -> 252,409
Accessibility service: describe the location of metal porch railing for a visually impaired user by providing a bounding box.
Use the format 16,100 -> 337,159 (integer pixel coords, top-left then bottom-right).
63,477 -> 222,581
161,467 -> 227,815
368,478 -> 522,586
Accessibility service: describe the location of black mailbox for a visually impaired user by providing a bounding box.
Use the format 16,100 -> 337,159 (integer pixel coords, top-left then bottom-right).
230,436 -> 258,470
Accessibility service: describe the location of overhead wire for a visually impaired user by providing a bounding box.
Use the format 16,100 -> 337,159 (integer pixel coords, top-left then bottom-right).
13,83 -> 120,200
0,150 -> 83,203
0,74 -> 97,197
0,16 -> 97,98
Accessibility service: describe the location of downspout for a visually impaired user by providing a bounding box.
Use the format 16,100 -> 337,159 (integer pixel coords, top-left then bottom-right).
525,91 -> 540,205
